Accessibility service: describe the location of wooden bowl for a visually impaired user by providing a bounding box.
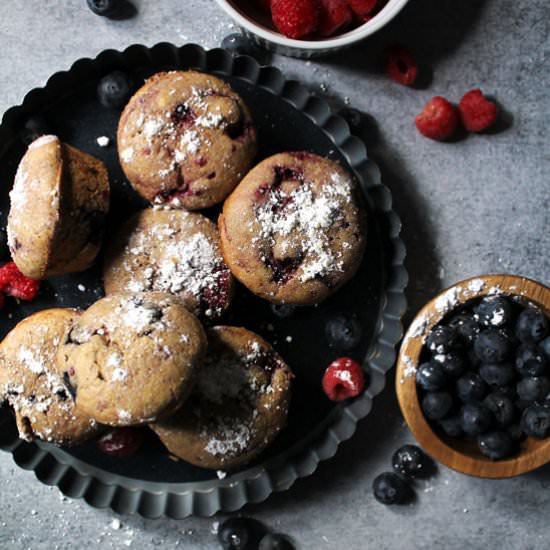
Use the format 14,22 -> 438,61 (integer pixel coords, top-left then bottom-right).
396,274 -> 550,478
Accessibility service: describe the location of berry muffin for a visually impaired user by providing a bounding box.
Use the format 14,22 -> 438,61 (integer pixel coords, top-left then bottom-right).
219,152 -> 366,305
57,292 -> 207,427
117,70 -> 257,210
103,208 -> 234,321
7,135 -> 110,279
151,326 -> 293,470
0,309 -> 100,445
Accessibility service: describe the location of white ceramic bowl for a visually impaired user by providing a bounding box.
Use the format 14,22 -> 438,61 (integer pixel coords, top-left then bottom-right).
214,0 -> 410,58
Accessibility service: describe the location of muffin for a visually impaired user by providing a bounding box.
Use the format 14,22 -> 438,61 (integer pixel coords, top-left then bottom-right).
219,152 -> 367,305
7,135 -> 110,279
57,292 -> 207,427
103,208 -> 234,321
151,326 -> 293,470
0,308 -> 100,445
117,70 -> 257,210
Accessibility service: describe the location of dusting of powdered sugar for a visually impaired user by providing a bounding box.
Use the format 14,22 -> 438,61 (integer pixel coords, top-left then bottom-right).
435,287 -> 460,313
254,171 -> 353,282
203,420 -> 252,458
28,134 -> 58,150
467,278 -> 485,293
17,347 -> 45,375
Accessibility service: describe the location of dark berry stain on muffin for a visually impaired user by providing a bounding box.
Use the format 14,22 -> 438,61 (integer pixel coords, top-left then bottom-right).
171,103 -> 196,127
266,255 -> 303,284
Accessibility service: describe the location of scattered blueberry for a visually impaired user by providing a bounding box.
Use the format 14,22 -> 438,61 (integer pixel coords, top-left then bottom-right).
477,430 -> 514,459
391,445 -> 426,477
438,414 -> 463,437
460,402 -> 494,436
456,372 -> 487,403
416,362 -> 447,392
426,325 -> 458,354
338,107 -> 363,131
473,296 -> 514,328
372,472 -> 410,505
259,534 -> 295,550
483,393 -> 515,427
474,329 -> 513,363
217,518 -> 252,550
521,404 -> 550,438
19,115 -> 51,146
448,313 -> 480,345
540,337 -> 550,361
221,33 -> 258,56
515,345 -> 547,377
479,363 -> 516,386
87,0 -> 121,16
325,314 -> 362,350
271,303 -> 296,319
516,376 -> 550,402
422,391 -> 453,420
516,307 -> 549,343
432,352 -> 466,379
97,71 -> 134,109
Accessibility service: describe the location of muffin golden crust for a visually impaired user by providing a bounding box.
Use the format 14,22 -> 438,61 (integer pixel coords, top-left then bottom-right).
7,135 -> 110,279
117,70 -> 257,210
57,292 -> 207,427
151,326 -> 293,470
219,152 -> 367,305
0,308 -> 100,446
103,208 -> 234,321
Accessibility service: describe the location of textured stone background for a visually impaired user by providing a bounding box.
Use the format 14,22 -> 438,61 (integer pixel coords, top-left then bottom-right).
0,0 -> 549,548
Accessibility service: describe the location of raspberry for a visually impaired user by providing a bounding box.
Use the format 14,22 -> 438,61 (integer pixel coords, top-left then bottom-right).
271,0 -> 320,39
347,0 -> 378,17
415,96 -> 459,141
96,428 -> 143,457
322,357 -> 365,401
458,89 -> 498,133
0,261 -> 40,301
384,45 -> 418,86
319,0 -> 354,37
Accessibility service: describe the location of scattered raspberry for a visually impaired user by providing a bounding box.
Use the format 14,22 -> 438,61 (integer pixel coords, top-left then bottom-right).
271,0 -> 320,39
458,89 -> 498,133
384,45 -> 418,86
96,429 -> 143,458
319,0 -> 354,37
347,0 -> 379,17
415,96 -> 459,141
322,357 -> 365,401
0,261 -> 40,301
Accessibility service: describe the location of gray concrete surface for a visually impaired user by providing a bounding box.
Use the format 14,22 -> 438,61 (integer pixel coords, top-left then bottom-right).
0,0 -> 549,548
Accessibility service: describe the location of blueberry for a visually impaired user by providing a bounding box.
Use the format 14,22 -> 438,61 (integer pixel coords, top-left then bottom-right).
516,376 -> 550,402
521,404 -> 550,438
516,307 -> 549,343
415,362 -> 447,392
325,314 -> 362,350
460,402 -> 494,436
456,372 -> 487,403
474,296 -> 514,328
271,303 -> 296,319
338,108 -> 363,131
426,325 -> 459,354
221,33 -> 258,56
540,337 -> 550,361
432,352 -> 466,379
491,384 -> 517,401
479,363 -> 516,386
422,391 -> 453,420
259,534 -> 295,550
86,0 -> 120,16
483,393 -> 516,427
391,445 -> 427,477
474,329 -> 513,363
218,518 -> 258,550
448,313 -> 480,345
372,472 -> 410,505
515,345 -> 547,377
97,71 -> 134,109
477,430 -> 514,459
438,414 -> 463,437
19,115 -> 51,146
